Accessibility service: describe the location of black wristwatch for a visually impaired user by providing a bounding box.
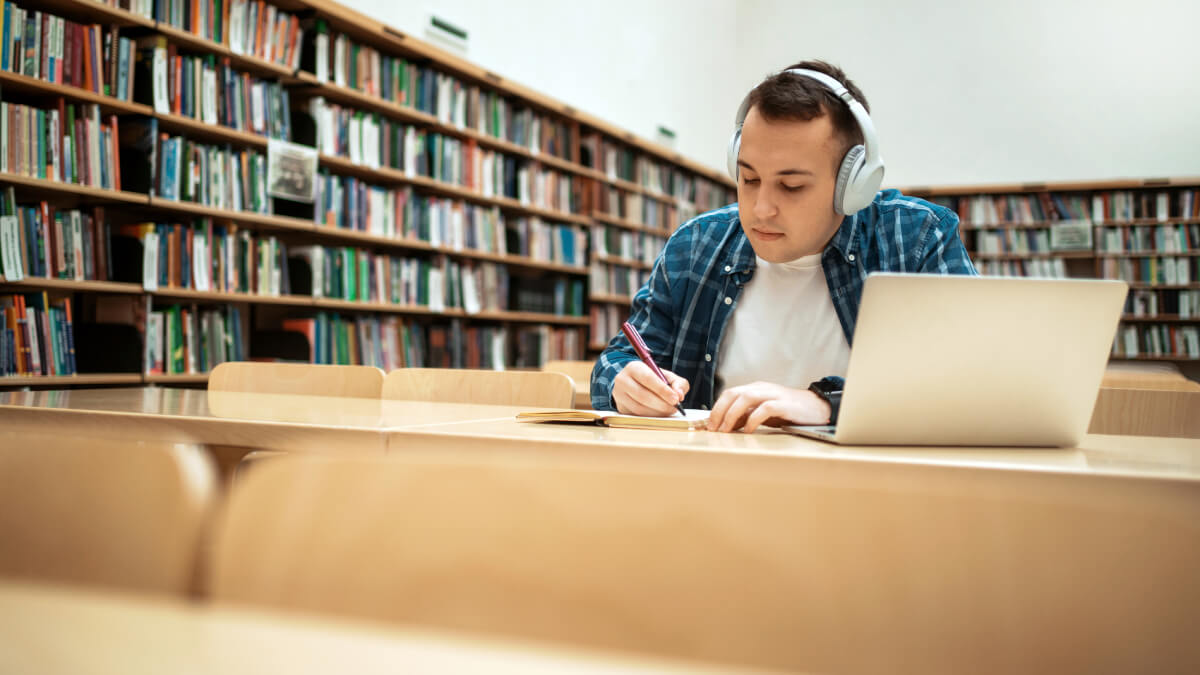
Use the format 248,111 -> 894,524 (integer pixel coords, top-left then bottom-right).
808,377 -> 843,424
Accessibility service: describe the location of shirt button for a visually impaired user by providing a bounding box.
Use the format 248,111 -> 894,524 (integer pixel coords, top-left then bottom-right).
704,353 -> 712,362
848,253 -> 856,262
724,265 -> 731,272
724,296 -> 732,305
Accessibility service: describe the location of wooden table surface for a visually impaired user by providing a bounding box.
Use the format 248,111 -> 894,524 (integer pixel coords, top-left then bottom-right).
0,581 -> 777,674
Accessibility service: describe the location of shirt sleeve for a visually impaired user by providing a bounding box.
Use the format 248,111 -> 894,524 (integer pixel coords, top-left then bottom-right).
919,210 -> 978,275
590,228 -> 690,411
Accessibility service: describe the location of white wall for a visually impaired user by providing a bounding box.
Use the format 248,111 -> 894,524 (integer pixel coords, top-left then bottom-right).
346,0 -> 741,177
344,0 -> 1200,187
735,0 -> 1200,187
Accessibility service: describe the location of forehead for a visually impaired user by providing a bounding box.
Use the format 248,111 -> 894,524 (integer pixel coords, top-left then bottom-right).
739,106 -> 840,171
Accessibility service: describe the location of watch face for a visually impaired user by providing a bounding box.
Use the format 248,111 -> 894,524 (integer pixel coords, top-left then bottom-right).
810,380 -> 841,397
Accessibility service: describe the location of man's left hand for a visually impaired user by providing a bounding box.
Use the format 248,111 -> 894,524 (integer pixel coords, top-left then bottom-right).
707,382 -> 832,433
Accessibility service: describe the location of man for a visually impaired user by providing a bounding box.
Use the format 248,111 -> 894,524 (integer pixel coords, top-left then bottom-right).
590,60 -> 977,432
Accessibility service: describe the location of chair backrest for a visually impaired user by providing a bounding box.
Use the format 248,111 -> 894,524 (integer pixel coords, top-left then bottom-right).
382,368 -> 574,408
0,432 -> 216,595
541,360 -> 596,387
209,362 -> 385,398
1089,387 -> 1200,437
207,452 -> 1200,673
1101,362 -> 1199,391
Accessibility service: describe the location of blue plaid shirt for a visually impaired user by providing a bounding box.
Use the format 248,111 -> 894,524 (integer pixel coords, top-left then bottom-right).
591,189 -> 978,410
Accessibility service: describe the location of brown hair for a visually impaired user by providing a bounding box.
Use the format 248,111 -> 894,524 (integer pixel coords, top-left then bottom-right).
744,60 -> 869,160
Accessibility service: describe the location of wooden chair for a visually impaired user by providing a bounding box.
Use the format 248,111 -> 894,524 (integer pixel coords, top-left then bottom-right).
542,360 -> 598,409
0,432 -> 216,596
207,452 -> 1200,673
1089,387 -> 1200,438
1100,362 -> 1200,391
382,368 -> 574,408
209,362 -> 385,398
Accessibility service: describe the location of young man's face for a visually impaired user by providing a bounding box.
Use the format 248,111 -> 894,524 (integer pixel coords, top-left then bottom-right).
735,106 -> 845,263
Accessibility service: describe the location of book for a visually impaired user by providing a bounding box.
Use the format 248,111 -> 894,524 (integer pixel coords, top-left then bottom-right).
516,408 -> 710,431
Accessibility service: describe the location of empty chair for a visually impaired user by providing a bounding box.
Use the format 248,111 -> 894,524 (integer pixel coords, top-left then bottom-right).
543,360 -> 598,408
207,453 -> 1200,673
0,431 -> 216,596
209,362 -> 385,398
382,368 -> 574,408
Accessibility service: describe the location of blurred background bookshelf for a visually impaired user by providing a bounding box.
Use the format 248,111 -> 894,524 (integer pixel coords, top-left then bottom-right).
906,177 -> 1200,380
0,0 -> 735,388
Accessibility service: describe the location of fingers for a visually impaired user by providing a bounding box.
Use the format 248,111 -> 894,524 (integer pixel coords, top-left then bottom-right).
614,363 -> 681,417
662,370 -> 690,399
742,400 -> 784,433
710,388 -> 760,433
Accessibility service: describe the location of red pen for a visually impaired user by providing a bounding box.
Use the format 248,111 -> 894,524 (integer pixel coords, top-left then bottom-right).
621,321 -> 687,416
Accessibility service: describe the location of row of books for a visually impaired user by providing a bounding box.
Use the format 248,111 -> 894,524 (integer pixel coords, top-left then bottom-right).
1113,324 -> 1200,359
1127,289 -> 1200,319
0,3 -> 135,101
1,291 -> 76,376
120,118 -> 270,211
310,28 -> 572,161
1097,224 -> 1200,254
1101,257 -> 1197,286
0,193 -> 110,282
938,190 -> 1200,226
638,155 -> 734,210
592,184 -> 680,231
289,247 -> 507,314
975,258 -> 1069,278
279,313 -> 581,369
118,220 -> 289,296
510,277 -> 586,318
312,173 -> 585,266
0,100 -> 121,190
589,262 -> 650,297
157,0 -> 304,70
138,40 -> 292,140
589,303 -> 623,348
591,225 -> 666,266
144,302 -> 244,374
581,134 -> 636,183
974,228 -> 1053,255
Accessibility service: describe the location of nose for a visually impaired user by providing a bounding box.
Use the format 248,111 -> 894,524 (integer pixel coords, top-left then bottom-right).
753,186 -> 778,220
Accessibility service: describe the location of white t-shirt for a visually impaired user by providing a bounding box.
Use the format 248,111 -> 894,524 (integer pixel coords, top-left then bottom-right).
716,253 -> 851,395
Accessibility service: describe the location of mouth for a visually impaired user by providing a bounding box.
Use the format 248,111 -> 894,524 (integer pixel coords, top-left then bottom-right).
751,228 -> 785,241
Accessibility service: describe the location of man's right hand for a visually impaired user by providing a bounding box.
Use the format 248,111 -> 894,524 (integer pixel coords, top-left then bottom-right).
612,362 -> 690,416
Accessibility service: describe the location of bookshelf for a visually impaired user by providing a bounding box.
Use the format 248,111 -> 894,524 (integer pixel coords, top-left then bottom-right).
906,177 -> 1200,375
0,0 -> 735,386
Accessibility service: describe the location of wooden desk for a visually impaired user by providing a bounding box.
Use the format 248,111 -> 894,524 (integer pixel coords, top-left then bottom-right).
382,421 -> 1200,672
0,388 -> 526,455
0,581 -> 768,674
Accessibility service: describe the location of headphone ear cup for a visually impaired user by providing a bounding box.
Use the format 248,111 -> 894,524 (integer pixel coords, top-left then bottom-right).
833,145 -> 865,215
726,128 -> 742,180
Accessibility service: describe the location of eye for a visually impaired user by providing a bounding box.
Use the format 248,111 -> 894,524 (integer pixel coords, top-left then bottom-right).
742,177 -> 760,185
782,185 -> 804,193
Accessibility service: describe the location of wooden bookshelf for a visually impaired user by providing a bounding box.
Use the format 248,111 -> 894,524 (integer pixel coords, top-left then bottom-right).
0,0 -> 736,379
594,254 -> 653,270
927,179 -> 1200,365
589,294 -> 633,306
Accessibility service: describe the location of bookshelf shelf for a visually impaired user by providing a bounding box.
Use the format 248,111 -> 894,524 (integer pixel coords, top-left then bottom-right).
144,373 -> 210,384
1115,355 -> 1200,362
901,176 -> 1200,197
155,113 -> 272,150
471,310 -> 590,326
591,212 -> 669,236
0,72 -> 152,116
0,277 -> 142,294
0,173 -> 148,204
1097,251 -> 1200,258
594,254 -> 653,270
46,0 -> 155,27
0,373 -> 143,387
971,251 -> 1096,261
589,293 -> 633,306
145,199 -> 317,233
152,23 -> 300,82
1122,315 -> 1196,322
1127,283 -> 1200,290
588,342 -> 610,352
312,298 -> 444,315
149,289 -> 316,307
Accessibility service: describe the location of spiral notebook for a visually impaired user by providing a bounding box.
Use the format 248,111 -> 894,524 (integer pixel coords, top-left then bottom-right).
516,408 -> 710,431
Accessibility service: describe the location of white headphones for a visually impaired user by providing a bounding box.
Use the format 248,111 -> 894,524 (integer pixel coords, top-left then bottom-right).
727,68 -> 885,216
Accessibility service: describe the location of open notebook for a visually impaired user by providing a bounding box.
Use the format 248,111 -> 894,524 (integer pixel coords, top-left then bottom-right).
516,408 -> 710,431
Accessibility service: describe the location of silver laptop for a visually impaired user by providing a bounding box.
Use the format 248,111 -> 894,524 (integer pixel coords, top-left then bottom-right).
786,273 -> 1128,447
